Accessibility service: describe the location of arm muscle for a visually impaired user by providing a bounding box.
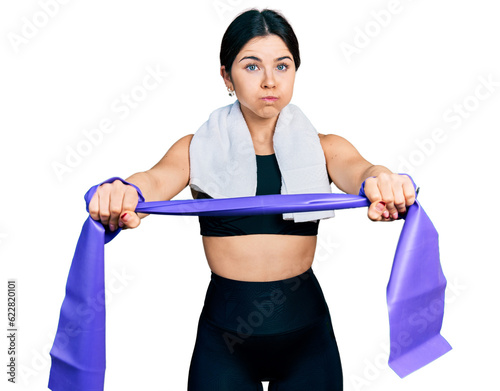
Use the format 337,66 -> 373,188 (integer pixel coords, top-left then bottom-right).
126,134 -> 194,202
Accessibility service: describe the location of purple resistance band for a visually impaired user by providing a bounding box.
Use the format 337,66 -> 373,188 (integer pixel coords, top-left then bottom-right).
48,176 -> 451,390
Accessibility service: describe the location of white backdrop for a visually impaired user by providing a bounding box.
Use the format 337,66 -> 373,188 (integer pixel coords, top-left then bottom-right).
1,0 -> 499,390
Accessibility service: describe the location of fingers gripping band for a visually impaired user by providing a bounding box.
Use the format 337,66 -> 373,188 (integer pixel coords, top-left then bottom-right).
48,175 -> 451,390
358,173 -> 418,198
84,176 -> 145,212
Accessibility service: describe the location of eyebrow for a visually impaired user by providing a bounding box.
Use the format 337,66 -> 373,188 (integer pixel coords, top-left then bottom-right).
238,55 -> 293,63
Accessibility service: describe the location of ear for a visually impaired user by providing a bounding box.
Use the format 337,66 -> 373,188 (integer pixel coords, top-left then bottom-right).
220,66 -> 233,89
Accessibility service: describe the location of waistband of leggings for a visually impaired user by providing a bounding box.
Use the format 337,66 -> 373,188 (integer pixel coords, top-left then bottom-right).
201,267 -> 329,335
209,267 -> 315,290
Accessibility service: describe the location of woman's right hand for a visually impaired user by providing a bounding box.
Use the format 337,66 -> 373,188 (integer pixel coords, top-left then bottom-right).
88,179 -> 142,232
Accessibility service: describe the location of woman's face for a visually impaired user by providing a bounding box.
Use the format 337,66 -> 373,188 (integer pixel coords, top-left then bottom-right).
222,34 -> 296,122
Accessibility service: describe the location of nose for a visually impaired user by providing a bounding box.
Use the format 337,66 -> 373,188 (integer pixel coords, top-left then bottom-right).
261,68 -> 276,89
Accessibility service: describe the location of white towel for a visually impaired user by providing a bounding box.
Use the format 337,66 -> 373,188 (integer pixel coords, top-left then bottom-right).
189,100 -> 335,223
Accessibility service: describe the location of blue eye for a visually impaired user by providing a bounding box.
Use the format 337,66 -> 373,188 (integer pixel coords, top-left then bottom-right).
245,63 -> 289,71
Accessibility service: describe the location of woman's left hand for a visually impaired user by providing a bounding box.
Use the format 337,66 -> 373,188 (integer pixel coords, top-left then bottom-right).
363,173 -> 416,221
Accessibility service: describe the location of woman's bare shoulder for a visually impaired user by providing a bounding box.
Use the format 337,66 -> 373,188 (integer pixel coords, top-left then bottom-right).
161,133 -> 194,158
317,133 -> 349,149
317,132 -> 344,141
317,132 -> 362,162
176,133 -> 194,148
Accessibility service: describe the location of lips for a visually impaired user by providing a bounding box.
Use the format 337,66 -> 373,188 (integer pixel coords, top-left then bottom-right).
261,96 -> 278,101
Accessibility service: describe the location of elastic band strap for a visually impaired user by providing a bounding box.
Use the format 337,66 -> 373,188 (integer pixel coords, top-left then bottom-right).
48,174 -> 451,390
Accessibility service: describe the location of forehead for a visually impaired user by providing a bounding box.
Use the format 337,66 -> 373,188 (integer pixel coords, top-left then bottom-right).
237,35 -> 291,59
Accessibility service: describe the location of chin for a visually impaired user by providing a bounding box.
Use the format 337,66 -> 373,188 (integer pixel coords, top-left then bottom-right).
240,100 -> 284,120
258,107 -> 281,119
261,101 -> 286,113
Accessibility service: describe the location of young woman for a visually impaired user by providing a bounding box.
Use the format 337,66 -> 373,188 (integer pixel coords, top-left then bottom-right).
89,8 -> 415,391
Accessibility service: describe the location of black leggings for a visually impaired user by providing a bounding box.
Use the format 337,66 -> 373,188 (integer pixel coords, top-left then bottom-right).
188,267 -> 343,390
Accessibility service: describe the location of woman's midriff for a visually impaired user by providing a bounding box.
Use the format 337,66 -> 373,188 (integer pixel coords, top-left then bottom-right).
201,235 -> 318,282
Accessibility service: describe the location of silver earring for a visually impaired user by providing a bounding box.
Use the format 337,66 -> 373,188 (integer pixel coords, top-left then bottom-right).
227,87 -> 235,97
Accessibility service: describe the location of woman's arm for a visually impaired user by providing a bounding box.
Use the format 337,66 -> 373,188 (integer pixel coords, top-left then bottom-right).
319,133 -> 415,221
88,134 -> 194,231
126,134 -> 194,202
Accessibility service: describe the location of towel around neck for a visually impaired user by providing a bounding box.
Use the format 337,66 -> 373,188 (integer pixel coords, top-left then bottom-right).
189,100 -> 336,223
